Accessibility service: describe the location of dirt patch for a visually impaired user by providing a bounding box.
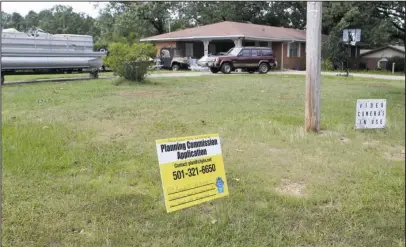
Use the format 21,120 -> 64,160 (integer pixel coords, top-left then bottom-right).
319,130 -> 340,136
362,140 -> 380,146
383,146 -> 405,161
120,91 -> 154,97
119,90 -> 181,98
75,118 -> 136,143
268,148 -> 285,153
278,94 -> 295,100
319,131 -> 349,144
276,179 -> 306,197
366,84 -> 393,89
339,136 -> 350,144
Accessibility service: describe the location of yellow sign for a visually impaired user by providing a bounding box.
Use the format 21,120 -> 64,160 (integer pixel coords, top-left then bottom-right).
156,133 -> 229,213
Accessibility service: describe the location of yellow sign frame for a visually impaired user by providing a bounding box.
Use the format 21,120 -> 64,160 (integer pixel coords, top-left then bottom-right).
156,133 -> 229,213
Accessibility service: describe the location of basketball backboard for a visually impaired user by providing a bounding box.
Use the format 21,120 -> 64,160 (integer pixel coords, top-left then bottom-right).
343,29 -> 361,43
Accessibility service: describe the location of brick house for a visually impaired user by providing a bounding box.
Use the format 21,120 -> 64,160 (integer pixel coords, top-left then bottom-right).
140,21 -> 327,71
359,45 -> 405,70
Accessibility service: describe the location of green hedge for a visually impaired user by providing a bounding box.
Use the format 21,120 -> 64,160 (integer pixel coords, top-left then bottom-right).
385,56 -> 405,72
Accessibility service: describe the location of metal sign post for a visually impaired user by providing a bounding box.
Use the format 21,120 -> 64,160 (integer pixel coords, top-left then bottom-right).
342,29 -> 361,77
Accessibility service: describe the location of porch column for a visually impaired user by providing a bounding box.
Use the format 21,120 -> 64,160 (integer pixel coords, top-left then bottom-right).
203,40 -> 211,56
281,42 -> 285,70
233,38 -> 243,48
268,41 -> 273,48
255,41 -> 260,47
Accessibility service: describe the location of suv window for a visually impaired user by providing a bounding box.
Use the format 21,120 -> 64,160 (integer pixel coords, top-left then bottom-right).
251,49 -> 260,57
239,49 -> 251,57
261,49 -> 273,56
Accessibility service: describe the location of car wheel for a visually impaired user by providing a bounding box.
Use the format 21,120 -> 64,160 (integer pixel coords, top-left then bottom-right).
172,64 -> 180,71
221,63 -> 232,74
258,63 -> 269,74
210,68 -> 219,74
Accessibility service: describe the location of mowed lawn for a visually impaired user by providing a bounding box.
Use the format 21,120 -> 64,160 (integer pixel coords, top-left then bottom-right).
2,74 -> 405,247
4,72 -> 114,82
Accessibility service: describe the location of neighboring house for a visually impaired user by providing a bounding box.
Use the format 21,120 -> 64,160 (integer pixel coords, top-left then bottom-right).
359,45 -> 405,70
140,21 -> 328,70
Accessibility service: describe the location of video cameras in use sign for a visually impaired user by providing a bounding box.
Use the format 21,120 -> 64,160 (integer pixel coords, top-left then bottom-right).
355,99 -> 386,129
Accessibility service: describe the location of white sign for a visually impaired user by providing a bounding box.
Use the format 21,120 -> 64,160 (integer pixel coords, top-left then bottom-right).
343,29 -> 361,43
355,99 -> 386,129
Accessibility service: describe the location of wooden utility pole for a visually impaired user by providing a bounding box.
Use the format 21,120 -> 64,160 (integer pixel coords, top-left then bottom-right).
305,2 -> 322,133
0,3 -> 3,246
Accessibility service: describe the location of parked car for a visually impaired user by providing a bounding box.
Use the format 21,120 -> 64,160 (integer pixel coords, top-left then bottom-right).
206,47 -> 277,74
155,47 -> 190,71
197,52 -> 227,67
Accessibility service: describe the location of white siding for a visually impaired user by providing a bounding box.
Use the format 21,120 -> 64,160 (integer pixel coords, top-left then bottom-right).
363,48 -> 404,58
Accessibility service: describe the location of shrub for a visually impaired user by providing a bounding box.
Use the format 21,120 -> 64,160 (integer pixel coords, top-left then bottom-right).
321,58 -> 334,71
385,56 -> 405,72
103,42 -> 156,82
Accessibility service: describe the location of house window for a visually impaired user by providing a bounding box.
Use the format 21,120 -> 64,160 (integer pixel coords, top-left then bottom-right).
259,41 -> 268,47
244,41 -> 255,46
185,43 -> 194,57
288,42 -> 301,57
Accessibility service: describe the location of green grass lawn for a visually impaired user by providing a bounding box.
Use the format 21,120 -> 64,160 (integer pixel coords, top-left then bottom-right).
4,72 -> 115,82
323,69 -> 405,76
4,70 -> 196,83
2,74 -> 405,247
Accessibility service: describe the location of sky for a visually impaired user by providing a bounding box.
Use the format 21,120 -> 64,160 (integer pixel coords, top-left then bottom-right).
2,2 -> 107,18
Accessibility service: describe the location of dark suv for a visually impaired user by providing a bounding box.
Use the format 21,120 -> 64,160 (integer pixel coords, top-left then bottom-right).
207,47 -> 277,74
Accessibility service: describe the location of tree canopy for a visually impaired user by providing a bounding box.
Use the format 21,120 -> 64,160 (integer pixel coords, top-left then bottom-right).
2,1 -> 405,62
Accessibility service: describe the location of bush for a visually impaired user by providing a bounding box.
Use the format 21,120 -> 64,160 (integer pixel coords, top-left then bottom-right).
321,58 -> 334,71
103,42 -> 156,82
385,56 -> 405,72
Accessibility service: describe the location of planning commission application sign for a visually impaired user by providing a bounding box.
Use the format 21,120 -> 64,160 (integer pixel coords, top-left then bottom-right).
355,99 -> 386,129
156,134 -> 229,213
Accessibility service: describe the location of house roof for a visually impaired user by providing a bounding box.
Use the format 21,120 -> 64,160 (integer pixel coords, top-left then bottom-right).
360,45 -> 405,57
360,49 -> 372,55
140,21 -> 327,43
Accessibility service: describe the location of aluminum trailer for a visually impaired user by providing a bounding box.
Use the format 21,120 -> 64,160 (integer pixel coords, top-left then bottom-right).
1,28 -> 106,84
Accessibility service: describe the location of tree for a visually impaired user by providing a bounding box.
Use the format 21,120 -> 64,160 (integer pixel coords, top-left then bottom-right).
321,2 -> 396,68
373,1 -> 405,72
374,1 -> 405,43
9,12 -> 25,31
24,11 -> 39,30
1,12 -> 12,28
